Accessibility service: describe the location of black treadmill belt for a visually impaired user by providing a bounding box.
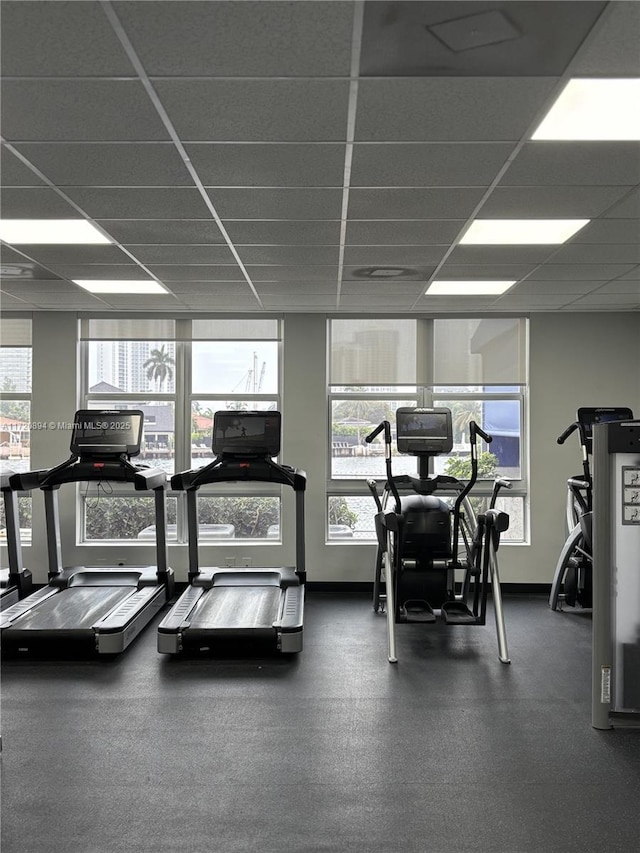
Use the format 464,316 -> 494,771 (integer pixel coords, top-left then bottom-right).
8,587 -> 133,632
189,586 -> 281,632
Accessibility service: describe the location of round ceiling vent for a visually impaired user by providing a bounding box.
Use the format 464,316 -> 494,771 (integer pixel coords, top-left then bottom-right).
351,267 -> 418,279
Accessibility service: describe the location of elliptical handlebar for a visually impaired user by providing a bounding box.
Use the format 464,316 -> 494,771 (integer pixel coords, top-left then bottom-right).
469,421 -> 492,445
365,421 -> 391,446
366,420 -> 401,513
557,421 -> 579,445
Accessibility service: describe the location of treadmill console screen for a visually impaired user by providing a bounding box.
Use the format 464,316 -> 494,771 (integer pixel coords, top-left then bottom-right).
70,410 -> 144,458
212,410 -> 281,457
577,407 -> 634,452
396,407 -> 453,455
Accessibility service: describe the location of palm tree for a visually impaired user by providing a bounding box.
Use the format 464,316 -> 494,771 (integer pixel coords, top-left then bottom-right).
449,401 -> 482,444
143,345 -> 175,392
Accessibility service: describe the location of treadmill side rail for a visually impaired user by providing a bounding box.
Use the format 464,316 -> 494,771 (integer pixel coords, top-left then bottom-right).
95,586 -> 168,653
0,586 -> 59,629
277,586 -> 304,653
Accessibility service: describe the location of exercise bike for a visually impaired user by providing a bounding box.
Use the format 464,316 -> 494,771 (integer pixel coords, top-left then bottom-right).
549,406 -> 633,611
366,407 -> 511,664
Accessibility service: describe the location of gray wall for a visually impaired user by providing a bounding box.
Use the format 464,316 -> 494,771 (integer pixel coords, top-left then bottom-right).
3,311 -> 639,585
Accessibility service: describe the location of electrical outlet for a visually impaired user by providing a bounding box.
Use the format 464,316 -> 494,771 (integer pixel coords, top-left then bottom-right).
225,557 -> 236,568
239,556 -> 252,568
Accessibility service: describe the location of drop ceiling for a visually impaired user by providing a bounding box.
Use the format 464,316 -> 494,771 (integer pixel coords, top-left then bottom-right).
0,0 -> 639,314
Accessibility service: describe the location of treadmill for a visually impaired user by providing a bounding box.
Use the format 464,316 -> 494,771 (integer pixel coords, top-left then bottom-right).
158,410 -> 306,654
1,472 -> 33,609
0,410 -> 174,655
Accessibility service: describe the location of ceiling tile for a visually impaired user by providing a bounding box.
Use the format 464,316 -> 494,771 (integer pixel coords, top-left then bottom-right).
503,142 -> 640,186
63,188 -> 211,220
1,149 -> 46,187
616,267 -> 640,281
167,282 -> 252,297
0,279 -> 88,296
178,297 -> 263,310
355,78 -> 556,141
155,80 -> 350,142
480,185 -> 633,218
12,143 -> 192,186
343,246 -> 448,266
447,245 -> 556,265
209,189 -> 343,220
0,1 -> 135,76
0,187 -> 82,218
0,292 -> 32,308
550,244 -> 640,265
47,264 -> 148,281
340,282 -> 424,297
261,295 -> 338,308
13,245 -> 135,266
351,143 -> 512,186
0,250 -> 62,283
124,245 -> 237,265
568,1 -> 640,75
238,246 -> 340,265
188,144 -> 345,187
526,264 -> 636,281
603,188 -> 640,218
247,265 -> 339,282
97,220 -> 226,245
509,280 -> 604,295
256,282 -> 338,295
1,81 -> 171,142
28,292 -> 110,307
359,1 -> 607,77
568,292 -> 640,306
146,265 -> 244,282
114,0 -> 354,76
492,293 -> 576,306
436,264 -> 536,280
223,221 -> 341,245
345,220 -> 465,245
571,219 -> 640,244
347,188 -> 484,219
587,280 -> 640,295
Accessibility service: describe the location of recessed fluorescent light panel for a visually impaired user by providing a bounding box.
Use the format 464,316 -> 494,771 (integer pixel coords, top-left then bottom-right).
426,281 -> 516,296
460,219 -> 589,244
0,219 -> 110,244
532,78 -> 640,140
73,280 -> 168,295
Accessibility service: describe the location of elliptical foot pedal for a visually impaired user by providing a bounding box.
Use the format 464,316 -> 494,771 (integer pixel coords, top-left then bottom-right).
399,600 -> 436,623
441,601 -> 477,625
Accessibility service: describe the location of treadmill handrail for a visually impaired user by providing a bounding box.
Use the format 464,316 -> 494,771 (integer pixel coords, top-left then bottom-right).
171,455 -> 306,492
10,457 -> 167,492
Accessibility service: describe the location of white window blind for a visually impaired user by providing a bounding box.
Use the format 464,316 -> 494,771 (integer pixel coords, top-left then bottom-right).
433,318 -> 526,385
330,319 -> 417,385
80,318 -> 175,340
191,319 -> 280,340
0,317 -> 32,346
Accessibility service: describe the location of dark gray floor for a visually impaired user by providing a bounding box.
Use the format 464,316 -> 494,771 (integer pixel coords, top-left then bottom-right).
2,593 -> 640,853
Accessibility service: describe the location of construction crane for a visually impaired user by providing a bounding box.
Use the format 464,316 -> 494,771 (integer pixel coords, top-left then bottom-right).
231,352 -> 267,394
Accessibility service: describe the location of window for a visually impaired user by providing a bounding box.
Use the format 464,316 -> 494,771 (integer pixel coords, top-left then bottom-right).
327,318 -> 528,543
0,317 -> 32,540
188,319 -> 282,540
80,317 -> 282,542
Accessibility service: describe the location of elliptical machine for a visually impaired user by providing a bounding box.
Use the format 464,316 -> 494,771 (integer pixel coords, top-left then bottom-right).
366,407 -> 511,664
549,406 -> 633,611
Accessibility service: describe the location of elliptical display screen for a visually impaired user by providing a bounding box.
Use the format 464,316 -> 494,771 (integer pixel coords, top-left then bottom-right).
212,410 -> 281,457
396,407 -> 453,455
577,407 -> 634,452
70,410 -> 144,457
